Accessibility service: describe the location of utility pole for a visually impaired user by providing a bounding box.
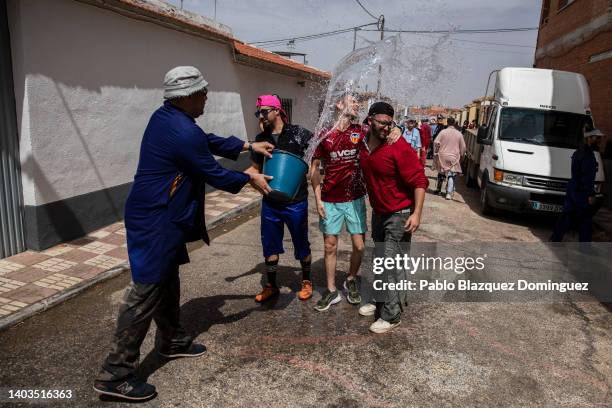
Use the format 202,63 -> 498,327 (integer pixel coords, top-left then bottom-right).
376,15 -> 385,96
214,0 -> 217,20
353,27 -> 358,51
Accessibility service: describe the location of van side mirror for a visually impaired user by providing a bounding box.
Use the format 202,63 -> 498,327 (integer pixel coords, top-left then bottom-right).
477,126 -> 492,145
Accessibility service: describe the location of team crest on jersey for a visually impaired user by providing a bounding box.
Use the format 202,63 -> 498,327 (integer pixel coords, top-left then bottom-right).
350,133 -> 361,144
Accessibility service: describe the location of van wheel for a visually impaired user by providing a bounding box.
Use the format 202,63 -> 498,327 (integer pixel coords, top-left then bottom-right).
480,180 -> 493,215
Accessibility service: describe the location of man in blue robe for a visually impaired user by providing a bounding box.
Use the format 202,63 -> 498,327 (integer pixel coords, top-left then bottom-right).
550,127 -> 604,242
94,66 -> 273,401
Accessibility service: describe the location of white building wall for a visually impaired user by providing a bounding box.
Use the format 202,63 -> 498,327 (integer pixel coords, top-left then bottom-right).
8,0 -> 325,207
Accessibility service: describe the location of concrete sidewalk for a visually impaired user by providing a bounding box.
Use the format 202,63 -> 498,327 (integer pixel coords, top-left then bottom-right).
0,186 -> 262,331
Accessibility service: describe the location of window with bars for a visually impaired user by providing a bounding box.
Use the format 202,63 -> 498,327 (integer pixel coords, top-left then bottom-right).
280,98 -> 293,123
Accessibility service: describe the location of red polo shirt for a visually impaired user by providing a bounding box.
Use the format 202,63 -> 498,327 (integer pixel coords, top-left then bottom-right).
360,136 -> 429,214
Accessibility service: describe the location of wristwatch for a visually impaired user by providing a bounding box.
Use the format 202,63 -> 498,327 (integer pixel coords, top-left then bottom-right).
248,142 -> 254,152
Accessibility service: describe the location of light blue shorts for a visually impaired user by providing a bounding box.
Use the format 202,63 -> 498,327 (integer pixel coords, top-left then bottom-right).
319,196 -> 367,235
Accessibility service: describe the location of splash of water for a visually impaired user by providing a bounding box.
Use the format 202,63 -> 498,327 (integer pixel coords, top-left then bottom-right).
304,33 -> 455,165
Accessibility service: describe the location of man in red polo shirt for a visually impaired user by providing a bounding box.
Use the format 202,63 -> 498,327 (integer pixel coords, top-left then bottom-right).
360,102 -> 428,334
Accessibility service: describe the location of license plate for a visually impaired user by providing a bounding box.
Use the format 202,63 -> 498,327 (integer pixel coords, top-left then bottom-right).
529,201 -> 563,212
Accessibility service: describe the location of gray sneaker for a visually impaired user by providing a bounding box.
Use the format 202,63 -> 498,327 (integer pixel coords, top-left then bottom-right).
369,318 -> 401,334
314,290 -> 342,311
343,279 -> 362,305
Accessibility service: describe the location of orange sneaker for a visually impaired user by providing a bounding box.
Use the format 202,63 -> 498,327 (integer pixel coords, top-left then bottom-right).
297,280 -> 313,301
255,284 -> 279,303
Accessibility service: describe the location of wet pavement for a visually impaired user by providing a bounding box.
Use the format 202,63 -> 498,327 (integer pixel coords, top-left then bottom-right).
1,168 -> 611,407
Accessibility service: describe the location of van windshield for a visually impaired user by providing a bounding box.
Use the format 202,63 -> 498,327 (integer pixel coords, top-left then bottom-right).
499,108 -> 588,149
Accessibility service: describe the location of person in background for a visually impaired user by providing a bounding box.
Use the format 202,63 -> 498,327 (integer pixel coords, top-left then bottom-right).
462,120 -> 469,132
429,116 -> 438,135
427,116 -> 444,160
246,95 -> 314,303
550,127 -> 604,242
359,102 -> 428,333
433,117 -> 466,200
419,118 -> 431,166
432,114 -> 446,140
94,66 -> 274,401
402,118 -> 421,156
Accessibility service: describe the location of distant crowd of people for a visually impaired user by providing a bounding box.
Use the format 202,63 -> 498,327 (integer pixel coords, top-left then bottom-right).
398,115 -> 466,200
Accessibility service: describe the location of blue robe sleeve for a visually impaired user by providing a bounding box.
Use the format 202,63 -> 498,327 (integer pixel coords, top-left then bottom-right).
175,128 -> 250,194
206,133 -> 245,160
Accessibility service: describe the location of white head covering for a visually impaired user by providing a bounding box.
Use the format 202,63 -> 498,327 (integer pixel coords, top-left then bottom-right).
584,128 -> 604,138
163,66 -> 208,100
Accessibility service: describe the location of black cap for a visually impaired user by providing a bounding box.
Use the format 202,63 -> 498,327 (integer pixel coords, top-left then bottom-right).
368,102 -> 394,117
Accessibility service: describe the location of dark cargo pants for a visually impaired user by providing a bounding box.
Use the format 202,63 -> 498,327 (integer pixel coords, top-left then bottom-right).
97,265 -> 192,382
372,209 -> 412,324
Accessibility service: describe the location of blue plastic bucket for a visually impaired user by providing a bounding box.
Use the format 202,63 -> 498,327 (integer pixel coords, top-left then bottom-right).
263,149 -> 308,201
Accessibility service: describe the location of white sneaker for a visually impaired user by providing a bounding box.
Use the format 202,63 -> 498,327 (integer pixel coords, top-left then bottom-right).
358,303 -> 376,317
369,318 -> 400,334
445,193 -> 452,200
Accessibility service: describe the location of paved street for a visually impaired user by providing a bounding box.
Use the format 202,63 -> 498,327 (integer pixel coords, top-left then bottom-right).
1,169 -> 611,407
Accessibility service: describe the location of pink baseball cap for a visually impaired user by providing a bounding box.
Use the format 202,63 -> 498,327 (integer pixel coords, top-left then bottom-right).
256,94 -> 288,123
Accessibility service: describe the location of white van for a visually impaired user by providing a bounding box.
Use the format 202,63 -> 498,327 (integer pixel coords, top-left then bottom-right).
469,67 -> 605,215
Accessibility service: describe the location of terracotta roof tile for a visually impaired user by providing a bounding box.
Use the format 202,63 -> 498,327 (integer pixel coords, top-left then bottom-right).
233,41 -> 331,80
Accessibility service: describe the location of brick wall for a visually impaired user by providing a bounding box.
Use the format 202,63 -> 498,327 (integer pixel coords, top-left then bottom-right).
537,0 -> 609,46
535,0 -> 612,155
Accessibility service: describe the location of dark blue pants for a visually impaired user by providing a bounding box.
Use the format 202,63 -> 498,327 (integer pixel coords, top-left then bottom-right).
551,204 -> 593,242
261,198 -> 310,260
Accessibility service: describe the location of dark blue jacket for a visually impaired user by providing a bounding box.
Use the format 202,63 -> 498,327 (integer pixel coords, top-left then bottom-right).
565,145 -> 598,210
125,102 -> 250,283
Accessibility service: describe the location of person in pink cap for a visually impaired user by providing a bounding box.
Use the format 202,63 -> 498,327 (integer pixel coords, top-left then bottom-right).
246,95 -> 315,303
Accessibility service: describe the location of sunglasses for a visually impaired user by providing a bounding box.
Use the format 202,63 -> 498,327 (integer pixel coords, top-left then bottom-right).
254,108 -> 277,118
371,117 -> 396,128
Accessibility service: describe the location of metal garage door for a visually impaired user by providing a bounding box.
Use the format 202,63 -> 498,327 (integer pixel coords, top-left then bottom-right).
0,0 -> 25,259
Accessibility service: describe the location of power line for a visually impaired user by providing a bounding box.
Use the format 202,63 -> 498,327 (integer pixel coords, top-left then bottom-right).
400,33 -> 534,55
451,45 -> 534,55
252,29 -> 357,47
249,23 -> 376,46
354,0 -> 378,20
409,32 -> 535,49
361,27 -> 538,34
250,25 -> 539,47
406,32 -> 535,54
450,38 -> 535,48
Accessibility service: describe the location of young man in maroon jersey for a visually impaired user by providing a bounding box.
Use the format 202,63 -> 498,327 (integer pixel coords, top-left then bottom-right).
360,102 -> 428,333
309,94 -> 401,312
